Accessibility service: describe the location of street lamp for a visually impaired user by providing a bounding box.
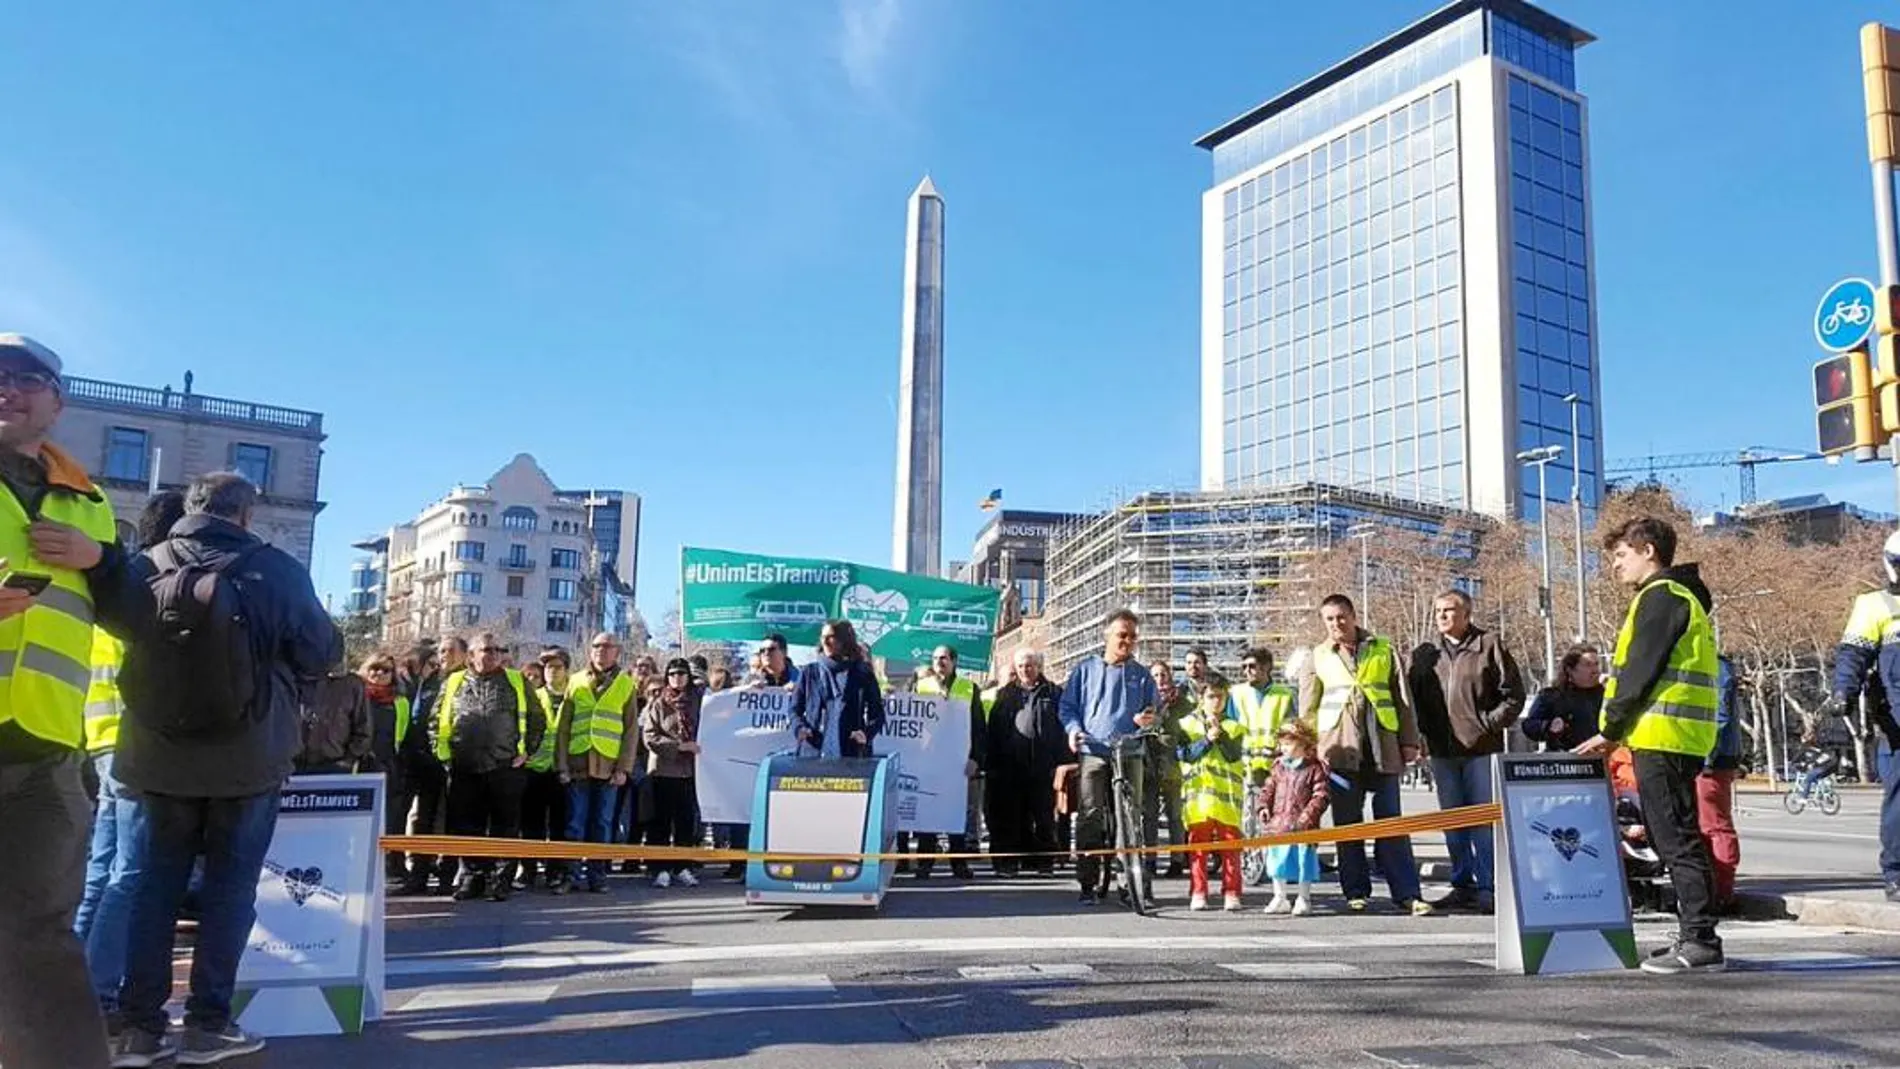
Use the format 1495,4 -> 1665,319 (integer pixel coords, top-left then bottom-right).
1348,522 -> 1377,629
1516,445 -> 1564,682
1562,393 -> 1587,643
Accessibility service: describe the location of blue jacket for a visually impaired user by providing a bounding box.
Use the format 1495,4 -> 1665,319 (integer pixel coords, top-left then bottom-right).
1057,654 -> 1159,756
790,657 -> 884,758
1706,655 -> 1744,772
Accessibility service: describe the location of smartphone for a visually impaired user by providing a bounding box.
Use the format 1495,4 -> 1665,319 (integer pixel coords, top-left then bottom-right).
1,572 -> 52,596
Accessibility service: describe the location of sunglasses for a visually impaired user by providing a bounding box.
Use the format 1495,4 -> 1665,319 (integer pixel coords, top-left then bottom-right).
666,668 -> 689,677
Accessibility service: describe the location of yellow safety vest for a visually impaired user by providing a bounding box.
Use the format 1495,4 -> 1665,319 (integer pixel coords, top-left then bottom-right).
564,669 -> 637,760
393,695 -> 412,750
1175,709 -> 1249,828
525,687 -> 557,772
434,668 -> 532,762
916,674 -> 977,716
1603,577 -> 1721,758
0,481 -> 118,750
1232,682 -> 1294,774
84,629 -> 124,754
1311,636 -> 1400,735
1841,589 -> 1900,647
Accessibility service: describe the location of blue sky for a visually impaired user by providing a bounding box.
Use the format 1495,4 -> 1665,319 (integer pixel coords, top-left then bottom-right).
1,0 -> 1896,624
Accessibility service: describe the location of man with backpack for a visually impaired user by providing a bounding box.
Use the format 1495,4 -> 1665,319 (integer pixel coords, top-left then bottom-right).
111,471 -> 341,1067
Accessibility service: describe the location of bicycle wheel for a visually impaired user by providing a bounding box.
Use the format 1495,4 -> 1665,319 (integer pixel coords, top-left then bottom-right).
1241,805 -> 1269,887
1818,784 -> 1842,816
1783,787 -> 1807,815
1115,780 -> 1150,915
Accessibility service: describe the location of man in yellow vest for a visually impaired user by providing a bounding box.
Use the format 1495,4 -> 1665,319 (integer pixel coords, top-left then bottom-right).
1575,516 -> 1724,974
1299,593 -> 1432,916
435,633 -> 544,902
513,646 -> 571,893
556,632 -> 640,894
1232,647 -> 1295,787
903,645 -> 987,880
0,334 -> 136,1069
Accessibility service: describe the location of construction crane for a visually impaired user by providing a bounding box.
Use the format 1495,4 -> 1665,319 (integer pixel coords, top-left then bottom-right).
1605,447 -> 1834,505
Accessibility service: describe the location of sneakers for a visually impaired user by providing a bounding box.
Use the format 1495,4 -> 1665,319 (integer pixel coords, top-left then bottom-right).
1346,897 -> 1369,912
177,1025 -> 267,1065
1263,895 -> 1292,915
110,1028 -> 176,1069
653,871 -> 673,889
1640,939 -> 1726,975
1404,898 -> 1437,917
1291,895 -> 1312,916
677,869 -> 699,888
1428,886 -> 1483,912
1223,894 -> 1243,912
1078,889 -> 1100,906
1189,893 -> 1209,911
1886,882 -> 1900,904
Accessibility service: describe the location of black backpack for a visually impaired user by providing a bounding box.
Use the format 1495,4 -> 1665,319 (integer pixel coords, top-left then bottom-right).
120,539 -> 268,738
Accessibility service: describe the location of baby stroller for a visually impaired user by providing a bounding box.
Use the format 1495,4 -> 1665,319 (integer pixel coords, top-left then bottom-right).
1615,794 -> 1675,916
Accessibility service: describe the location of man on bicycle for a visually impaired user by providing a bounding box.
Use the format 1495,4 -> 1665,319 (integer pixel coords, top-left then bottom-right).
1058,608 -> 1160,907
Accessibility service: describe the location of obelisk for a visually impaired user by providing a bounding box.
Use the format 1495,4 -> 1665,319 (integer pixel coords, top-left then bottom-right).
892,176 -> 944,577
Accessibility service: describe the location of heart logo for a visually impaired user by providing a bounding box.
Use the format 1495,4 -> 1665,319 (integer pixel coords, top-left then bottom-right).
284,866 -> 324,906
1549,827 -> 1582,861
840,584 -> 909,649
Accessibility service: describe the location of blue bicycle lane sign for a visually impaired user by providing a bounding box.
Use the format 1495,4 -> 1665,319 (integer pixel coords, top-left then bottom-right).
1815,277 -> 1877,352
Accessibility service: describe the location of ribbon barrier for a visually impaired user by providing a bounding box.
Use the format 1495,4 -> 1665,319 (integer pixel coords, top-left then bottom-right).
381,802 -> 1501,865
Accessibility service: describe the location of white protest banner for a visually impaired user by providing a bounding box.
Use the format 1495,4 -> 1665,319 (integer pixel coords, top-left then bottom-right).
695,687 -> 969,833
878,690 -> 970,835
697,687 -> 799,825
234,774 -> 385,1035
1494,753 -> 1638,975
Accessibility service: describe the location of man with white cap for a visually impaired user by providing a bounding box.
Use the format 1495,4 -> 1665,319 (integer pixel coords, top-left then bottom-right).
0,333 -> 139,1069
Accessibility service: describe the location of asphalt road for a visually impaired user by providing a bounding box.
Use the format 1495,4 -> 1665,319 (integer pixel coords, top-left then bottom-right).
253,868 -> 1900,1069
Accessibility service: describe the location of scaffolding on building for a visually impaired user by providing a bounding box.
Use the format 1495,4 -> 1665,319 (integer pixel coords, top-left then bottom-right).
1041,481 -> 1478,679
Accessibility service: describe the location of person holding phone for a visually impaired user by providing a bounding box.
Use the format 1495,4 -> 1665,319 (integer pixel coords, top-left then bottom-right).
1057,608 -> 1160,906
0,334 -> 142,1069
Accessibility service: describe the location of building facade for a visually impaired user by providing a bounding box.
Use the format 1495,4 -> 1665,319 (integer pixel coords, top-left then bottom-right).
52,375 -> 325,564
956,509 -> 1089,621
1198,0 -> 1603,523
372,454 -> 641,652
1041,483 -> 1477,680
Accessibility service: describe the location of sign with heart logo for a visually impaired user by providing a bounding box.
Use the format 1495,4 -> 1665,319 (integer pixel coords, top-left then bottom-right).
283,866 -> 325,906
1549,827 -> 1581,860
840,584 -> 910,648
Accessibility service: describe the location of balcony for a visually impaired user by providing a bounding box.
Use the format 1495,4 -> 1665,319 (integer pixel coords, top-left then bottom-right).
497,556 -> 536,572
64,376 -> 324,439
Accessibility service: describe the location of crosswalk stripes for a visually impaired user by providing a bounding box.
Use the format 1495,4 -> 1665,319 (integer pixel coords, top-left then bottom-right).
958,964 -> 1097,981
690,974 -> 837,997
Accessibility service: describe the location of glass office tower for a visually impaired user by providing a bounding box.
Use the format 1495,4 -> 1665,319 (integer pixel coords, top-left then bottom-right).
1198,0 -> 1602,520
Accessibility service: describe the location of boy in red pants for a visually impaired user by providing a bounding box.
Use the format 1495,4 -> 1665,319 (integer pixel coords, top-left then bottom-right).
1173,673 -> 1249,911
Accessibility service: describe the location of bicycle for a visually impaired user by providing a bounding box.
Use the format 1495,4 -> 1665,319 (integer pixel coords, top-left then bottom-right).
1240,790 -> 1270,887
1110,733 -> 1155,916
1783,773 -> 1843,817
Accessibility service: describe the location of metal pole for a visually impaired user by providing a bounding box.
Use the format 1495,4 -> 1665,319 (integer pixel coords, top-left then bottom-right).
1567,397 -> 1587,643
1537,461 -> 1556,680
1876,158 -> 1900,510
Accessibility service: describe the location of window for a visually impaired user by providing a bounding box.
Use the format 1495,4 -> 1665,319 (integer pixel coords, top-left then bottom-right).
451,572 -> 483,595
504,544 -> 531,568
546,611 -> 575,634
449,605 -> 482,627
232,443 -> 272,492
452,541 -> 485,562
501,506 -> 538,531
506,608 -> 523,630
506,575 -> 525,598
550,548 -> 581,570
549,578 -> 577,602
103,427 -> 148,482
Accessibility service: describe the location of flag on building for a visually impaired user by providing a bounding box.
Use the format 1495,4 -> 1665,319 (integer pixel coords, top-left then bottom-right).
979,488 -> 1003,511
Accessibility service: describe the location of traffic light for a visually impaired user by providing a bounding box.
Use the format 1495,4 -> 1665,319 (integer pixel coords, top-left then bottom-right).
1815,348 -> 1876,455
1866,23 -> 1900,163
1879,284 -> 1900,434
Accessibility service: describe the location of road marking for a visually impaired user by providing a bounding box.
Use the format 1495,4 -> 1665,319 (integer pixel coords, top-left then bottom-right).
1364,1046 -> 1481,1067
1551,1037 -> 1671,1060
386,921 -> 1847,977
957,963 -> 1096,981
1220,962 -> 1361,978
398,983 -> 559,1013
691,974 -> 835,996
1731,951 -> 1900,972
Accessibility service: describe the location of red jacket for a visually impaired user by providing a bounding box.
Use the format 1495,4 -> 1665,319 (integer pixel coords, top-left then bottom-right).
1257,758 -> 1330,834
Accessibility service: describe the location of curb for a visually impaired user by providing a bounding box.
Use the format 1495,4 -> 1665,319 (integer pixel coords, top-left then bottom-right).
1734,889 -> 1900,932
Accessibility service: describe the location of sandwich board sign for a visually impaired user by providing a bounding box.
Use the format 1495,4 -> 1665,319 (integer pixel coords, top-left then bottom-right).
1493,753 -> 1638,975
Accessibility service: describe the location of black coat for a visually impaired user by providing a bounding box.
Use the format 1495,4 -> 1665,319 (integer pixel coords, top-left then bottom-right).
986,679 -> 1069,778
1521,686 -> 1602,753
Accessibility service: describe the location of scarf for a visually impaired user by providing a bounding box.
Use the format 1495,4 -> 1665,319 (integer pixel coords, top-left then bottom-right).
365,680 -> 396,704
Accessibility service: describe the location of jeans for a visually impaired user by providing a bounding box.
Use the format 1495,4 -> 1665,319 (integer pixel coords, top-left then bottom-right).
0,753 -> 111,1069
566,778 -> 620,887
1695,769 -> 1740,905
1878,739 -> 1899,883
446,767 -> 524,885
118,789 -> 282,1037
76,750 -> 138,1008
1430,756 -> 1496,894
1331,766 -> 1421,904
1075,748 -> 1145,892
1633,749 -> 1719,947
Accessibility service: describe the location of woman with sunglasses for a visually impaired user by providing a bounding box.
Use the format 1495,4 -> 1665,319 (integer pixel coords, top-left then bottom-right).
790,620 -> 886,758
358,653 -> 410,886
641,658 -> 705,888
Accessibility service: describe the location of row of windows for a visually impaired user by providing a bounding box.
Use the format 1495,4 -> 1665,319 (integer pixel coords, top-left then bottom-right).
446,572 -> 579,602
1230,400 -> 1466,461
1228,448 -> 1468,510
1211,17 -> 1481,183
447,541 -> 582,569
102,427 -> 273,491
1493,15 -> 1577,91
447,507 -> 585,536
1228,360 -> 1467,425
442,605 -> 581,633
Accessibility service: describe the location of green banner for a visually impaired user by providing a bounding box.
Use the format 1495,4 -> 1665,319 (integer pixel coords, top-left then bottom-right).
680,547 -> 1002,671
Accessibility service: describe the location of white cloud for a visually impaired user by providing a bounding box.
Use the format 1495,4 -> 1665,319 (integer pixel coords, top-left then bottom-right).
836,0 -> 902,97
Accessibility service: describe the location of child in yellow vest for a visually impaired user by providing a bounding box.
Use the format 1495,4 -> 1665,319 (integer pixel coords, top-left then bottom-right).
1176,673 -> 1250,911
